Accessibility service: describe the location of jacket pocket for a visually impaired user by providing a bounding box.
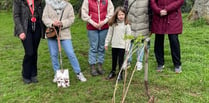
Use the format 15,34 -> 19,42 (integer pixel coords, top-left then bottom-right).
169,11 -> 178,20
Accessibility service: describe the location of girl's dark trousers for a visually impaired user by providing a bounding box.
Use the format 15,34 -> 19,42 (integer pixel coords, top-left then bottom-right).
111,48 -> 125,73
21,20 -> 41,79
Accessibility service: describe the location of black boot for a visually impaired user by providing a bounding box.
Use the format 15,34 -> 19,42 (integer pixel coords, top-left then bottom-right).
97,63 -> 105,75
90,64 -> 99,76
107,71 -> 116,80
117,71 -> 123,81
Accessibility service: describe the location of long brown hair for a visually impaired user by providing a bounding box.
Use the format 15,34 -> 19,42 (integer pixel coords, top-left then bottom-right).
108,6 -> 129,26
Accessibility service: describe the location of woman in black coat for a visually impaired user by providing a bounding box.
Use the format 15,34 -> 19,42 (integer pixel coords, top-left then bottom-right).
13,0 -> 45,84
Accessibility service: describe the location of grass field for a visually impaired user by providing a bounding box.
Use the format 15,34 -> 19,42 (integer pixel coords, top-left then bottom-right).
0,12 -> 209,103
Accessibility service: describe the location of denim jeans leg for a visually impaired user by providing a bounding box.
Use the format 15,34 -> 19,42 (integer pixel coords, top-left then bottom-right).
137,41 -> 150,62
88,30 -> 99,65
61,40 -> 81,74
47,38 -> 60,74
127,42 -> 133,63
137,46 -> 145,62
97,29 -> 108,64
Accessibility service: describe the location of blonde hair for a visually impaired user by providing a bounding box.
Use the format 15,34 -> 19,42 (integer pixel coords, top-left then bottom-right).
108,6 -> 129,26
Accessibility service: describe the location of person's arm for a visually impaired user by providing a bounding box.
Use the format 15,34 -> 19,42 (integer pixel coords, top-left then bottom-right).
164,0 -> 184,13
125,24 -> 132,51
105,26 -> 113,49
81,0 -> 97,26
61,3 -> 75,29
13,0 -> 24,36
42,4 -> 54,27
98,0 -> 114,28
103,0 -> 114,24
148,0 -> 152,31
150,0 -> 162,15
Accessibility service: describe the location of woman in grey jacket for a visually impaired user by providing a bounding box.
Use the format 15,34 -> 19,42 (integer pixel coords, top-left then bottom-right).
13,0 -> 45,84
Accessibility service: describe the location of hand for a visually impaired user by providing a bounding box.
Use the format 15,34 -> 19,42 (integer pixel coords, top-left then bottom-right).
160,10 -> 167,16
19,33 -> 26,40
58,21 -> 63,27
53,20 -> 62,27
98,21 -> 105,28
92,22 -> 99,29
105,46 -> 108,51
125,50 -> 129,55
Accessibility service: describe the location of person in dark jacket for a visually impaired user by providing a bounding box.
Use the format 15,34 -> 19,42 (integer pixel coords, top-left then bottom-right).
13,0 -> 45,84
150,0 -> 184,73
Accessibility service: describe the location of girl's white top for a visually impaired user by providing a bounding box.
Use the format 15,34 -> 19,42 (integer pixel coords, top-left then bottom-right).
105,21 -> 131,51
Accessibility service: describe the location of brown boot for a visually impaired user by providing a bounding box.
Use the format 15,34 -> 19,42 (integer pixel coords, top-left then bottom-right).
97,63 -> 105,75
90,64 -> 99,76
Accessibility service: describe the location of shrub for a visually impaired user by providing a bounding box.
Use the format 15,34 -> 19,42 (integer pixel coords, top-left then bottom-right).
1,0 -> 194,13
0,0 -> 13,11
181,0 -> 195,13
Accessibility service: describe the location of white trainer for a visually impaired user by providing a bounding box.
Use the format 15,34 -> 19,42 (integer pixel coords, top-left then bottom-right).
136,62 -> 143,71
122,62 -> 127,70
77,72 -> 87,82
53,75 -> 57,83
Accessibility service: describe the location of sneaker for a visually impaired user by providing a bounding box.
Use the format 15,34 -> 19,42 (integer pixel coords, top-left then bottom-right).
23,77 -> 32,84
156,65 -> 164,72
136,62 -> 143,71
175,66 -> 182,73
77,72 -> 87,82
31,76 -> 38,83
121,62 -> 127,70
53,75 -> 57,83
127,62 -> 131,68
122,62 -> 131,70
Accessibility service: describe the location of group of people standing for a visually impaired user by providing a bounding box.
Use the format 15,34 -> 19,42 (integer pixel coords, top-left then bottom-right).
13,0 -> 184,84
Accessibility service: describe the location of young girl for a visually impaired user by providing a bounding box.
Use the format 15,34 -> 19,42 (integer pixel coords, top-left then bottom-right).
105,6 -> 131,81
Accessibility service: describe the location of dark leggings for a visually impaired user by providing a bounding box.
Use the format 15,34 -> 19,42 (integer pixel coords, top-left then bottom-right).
111,48 -> 125,72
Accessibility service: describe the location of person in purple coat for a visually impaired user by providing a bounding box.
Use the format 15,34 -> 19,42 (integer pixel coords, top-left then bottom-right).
150,0 -> 184,73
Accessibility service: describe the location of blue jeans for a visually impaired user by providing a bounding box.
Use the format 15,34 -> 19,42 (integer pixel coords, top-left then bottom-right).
88,29 -> 108,65
47,39 -> 81,74
128,41 -> 150,63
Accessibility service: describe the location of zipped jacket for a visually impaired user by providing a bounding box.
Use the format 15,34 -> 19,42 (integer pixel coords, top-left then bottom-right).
13,0 -> 45,38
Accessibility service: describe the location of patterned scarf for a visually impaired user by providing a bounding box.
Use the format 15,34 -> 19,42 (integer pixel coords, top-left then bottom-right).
45,0 -> 67,14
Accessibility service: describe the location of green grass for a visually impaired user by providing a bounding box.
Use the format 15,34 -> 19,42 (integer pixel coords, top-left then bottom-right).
0,12 -> 209,103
